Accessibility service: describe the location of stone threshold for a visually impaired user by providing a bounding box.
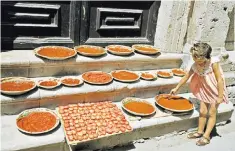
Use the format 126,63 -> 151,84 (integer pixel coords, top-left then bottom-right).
1,50 -> 185,68
1,50 -> 187,78
1,93 -> 234,151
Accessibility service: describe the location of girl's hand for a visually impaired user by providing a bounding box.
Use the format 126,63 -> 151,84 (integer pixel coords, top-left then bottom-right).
217,97 -> 223,104
170,88 -> 178,95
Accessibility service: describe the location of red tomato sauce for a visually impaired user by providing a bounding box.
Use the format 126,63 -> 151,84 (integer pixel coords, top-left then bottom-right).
62,78 -> 80,85
82,72 -> 112,83
17,112 -> 56,132
134,45 -> 158,52
38,47 -> 75,58
172,69 -> 186,75
124,101 -> 155,114
157,71 -> 172,77
39,81 -> 58,87
76,46 -> 104,54
141,73 -> 154,79
156,95 -> 193,110
112,71 -> 138,80
108,46 -> 132,52
0,81 -> 35,91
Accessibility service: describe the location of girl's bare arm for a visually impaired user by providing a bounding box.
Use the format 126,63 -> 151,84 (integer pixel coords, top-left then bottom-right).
212,62 -> 224,103
175,68 -> 194,90
170,67 -> 194,94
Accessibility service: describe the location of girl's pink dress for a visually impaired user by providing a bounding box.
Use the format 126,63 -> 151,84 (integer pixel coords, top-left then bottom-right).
190,57 -> 228,104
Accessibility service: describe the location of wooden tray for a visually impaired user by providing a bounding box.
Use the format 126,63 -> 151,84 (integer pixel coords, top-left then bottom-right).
56,103 -> 133,145
121,97 -> 156,116
105,45 -> 134,56
37,78 -> 61,89
132,44 -> 160,55
1,77 -> 37,95
155,94 -> 194,113
74,45 -> 106,57
34,46 -> 77,60
60,76 -> 84,87
16,108 -> 60,135
111,70 -> 140,83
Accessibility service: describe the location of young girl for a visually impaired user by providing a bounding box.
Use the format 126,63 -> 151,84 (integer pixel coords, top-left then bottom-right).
170,42 -> 228,146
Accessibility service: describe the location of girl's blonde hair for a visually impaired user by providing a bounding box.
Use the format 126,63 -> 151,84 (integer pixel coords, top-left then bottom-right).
190,42 -> 212,59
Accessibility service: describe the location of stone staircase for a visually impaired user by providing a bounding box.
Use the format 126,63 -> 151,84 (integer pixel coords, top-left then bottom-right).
1,50 -> 234,151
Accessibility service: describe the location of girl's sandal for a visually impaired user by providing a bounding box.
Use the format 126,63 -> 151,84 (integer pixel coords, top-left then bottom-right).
187,132 -> 204,139
196,136 -> 210,146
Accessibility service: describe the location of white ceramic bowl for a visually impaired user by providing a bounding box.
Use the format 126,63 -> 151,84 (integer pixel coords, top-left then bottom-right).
111,70 -> 140,83
157,71 -> 173,78
37,78 -> 61,89
16,108 -> 60,134
140,72 -> 157,81
155,94 -> 194,113
121,97 -> 156,116
132,44 -> 160,55
60,76 -> 84,87
74,45 -> 106,57
1,77 -> 37,95
34,46 -> 77,60
82,71 -> 113,85
105,45 -> 134,56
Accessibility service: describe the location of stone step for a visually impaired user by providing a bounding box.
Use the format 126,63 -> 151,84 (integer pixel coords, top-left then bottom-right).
0,70 -> 188,115
224,51 -> 235,72
227,86 -> 235,105
1,93 -> 234,151
1,114 -> 68,151
2,70 -> 234,115
224,71 -> 235,87
1,50 -> 186,78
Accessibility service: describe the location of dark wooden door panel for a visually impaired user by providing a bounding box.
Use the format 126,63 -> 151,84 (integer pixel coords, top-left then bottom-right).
80,1 -> 160,46
1,1 -> 80,50
95,8 -> 143,33
1,1 -> 160,50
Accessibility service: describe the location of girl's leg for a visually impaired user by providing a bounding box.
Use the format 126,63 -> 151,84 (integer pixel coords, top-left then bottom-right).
197,101 -> 209,134
188,101 -> 209,139
203,103 -> 219,139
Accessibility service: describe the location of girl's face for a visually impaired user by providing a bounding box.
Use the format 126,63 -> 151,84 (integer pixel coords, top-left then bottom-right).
192,52 -> 207,64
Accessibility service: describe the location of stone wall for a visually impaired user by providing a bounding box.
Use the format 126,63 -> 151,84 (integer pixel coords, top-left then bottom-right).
154,0 -> 192,53
225,3 -> 234,51
154,0 -> 235,54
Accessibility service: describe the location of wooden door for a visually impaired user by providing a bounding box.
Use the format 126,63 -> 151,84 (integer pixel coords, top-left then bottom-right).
1,1 -> 80,50
1,1 -> 160,50
80,1 -> 160,46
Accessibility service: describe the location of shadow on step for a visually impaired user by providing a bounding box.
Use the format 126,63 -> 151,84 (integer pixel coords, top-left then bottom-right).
107,51 -> 135,57
210,126 -> 222,139
134,51 -> 162,58
1,87 -> 39,100
155,103 -> 194,118
78,53 -> 108,59
106,143 -> 136,151
35,54 -> 78,63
